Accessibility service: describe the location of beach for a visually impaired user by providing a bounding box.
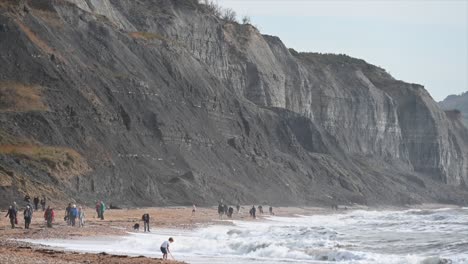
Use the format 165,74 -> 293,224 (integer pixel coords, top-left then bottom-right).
0,205 -> 322,263
2,205 -> 466,264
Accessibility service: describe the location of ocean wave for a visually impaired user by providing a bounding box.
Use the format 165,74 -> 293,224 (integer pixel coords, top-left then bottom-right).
304,249 -> 363,261
420,256 -> 453,264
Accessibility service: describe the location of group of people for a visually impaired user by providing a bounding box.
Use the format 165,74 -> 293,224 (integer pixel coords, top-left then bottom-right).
218,203 -> 236,219
4,195 -> 51,229
217,202 -> 275,219
249,205 -> 274,219
4,194 -> 109,229
4,202 -> 33,229
26,195 -> 47,211
64,203 -> 85,227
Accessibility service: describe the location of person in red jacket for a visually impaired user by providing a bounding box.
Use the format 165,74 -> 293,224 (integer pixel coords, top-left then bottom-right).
44,206 -> 55,228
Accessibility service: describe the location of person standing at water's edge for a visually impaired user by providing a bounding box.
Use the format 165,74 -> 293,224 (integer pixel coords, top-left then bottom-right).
228,207 -> 234,218
258,205 -> 263,214
218,203 -> 224,219
250,205 -> 256,219
160,237 -> 174,260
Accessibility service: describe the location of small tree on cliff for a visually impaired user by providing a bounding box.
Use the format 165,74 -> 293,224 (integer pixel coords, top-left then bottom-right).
203,0 -> 222,18
242,15 -> 251,25
222,8 -> 237,23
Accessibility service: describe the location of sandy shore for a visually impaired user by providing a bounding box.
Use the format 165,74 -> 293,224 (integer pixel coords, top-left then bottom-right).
0,205 -> 329,263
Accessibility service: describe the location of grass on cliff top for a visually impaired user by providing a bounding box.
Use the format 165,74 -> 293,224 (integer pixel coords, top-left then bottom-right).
0,82 -> 48,112
293,50 -> 369,67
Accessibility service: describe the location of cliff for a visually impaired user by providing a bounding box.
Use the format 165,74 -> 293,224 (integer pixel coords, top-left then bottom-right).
440,92 -> 468,127
0,0 -> 467,207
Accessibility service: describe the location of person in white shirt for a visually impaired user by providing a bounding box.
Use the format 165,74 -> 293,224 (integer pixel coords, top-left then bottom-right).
160,237 -> 174,260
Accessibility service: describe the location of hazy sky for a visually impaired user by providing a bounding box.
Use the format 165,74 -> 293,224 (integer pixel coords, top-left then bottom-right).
217,0 -> 468,101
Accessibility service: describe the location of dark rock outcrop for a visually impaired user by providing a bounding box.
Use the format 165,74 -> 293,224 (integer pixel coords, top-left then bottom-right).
0,0 -> 467,207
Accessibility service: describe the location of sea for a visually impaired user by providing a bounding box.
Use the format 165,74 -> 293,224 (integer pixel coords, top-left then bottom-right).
23,208 -> 468,264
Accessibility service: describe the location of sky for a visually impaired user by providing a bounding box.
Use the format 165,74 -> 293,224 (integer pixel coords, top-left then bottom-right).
217,0 -> 468,101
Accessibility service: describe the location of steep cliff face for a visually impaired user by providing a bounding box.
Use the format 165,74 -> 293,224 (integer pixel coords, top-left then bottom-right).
0,0 -> 467,207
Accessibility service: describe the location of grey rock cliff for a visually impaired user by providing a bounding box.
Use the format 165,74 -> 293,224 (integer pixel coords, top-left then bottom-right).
0,0 -> 467,207
440,92 -> 468,127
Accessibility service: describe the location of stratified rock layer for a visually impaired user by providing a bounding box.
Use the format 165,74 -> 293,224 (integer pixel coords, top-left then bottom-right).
0,0 -> 467,207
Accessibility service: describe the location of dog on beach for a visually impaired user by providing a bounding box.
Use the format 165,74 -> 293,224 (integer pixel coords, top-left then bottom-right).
133,223 -> 140,231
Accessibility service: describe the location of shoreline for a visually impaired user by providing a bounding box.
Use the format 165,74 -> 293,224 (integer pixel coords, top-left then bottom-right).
1,204 -> 463,263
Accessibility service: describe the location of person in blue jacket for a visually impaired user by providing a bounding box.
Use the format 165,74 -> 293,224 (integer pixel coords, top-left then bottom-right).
69,204 -> 79,226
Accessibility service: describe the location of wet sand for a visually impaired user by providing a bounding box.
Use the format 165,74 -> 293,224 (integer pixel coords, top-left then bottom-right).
0,205 -> 328,263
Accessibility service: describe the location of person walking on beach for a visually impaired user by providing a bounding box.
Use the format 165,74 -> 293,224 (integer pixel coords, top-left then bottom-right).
269,206 -> 274,215
78,206 -> 85,227
69,204 -> 78,226
33,196 -> 39,211
160,237 -> 174,260
218,203 -> 224,219
13,201 -> 18,225
5,205 -> 16,228
24,205 -> 33,229
40,197 -> 46,211
236,204 -> 240,214
142,213 -> 150,232
44,206 -> 55,228
250,205 -> 256,219
27,203 -> 34,218
223,204 -> 228,215
258,205 -> 263,214
99,201 -> 106,220
228,207 -> 234,218
192,204 -> 196,216
65,203 -> 71,225
95,201 -> 100,218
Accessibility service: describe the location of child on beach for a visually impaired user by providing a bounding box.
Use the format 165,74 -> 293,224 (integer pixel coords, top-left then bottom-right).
160,237 -> 174,260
